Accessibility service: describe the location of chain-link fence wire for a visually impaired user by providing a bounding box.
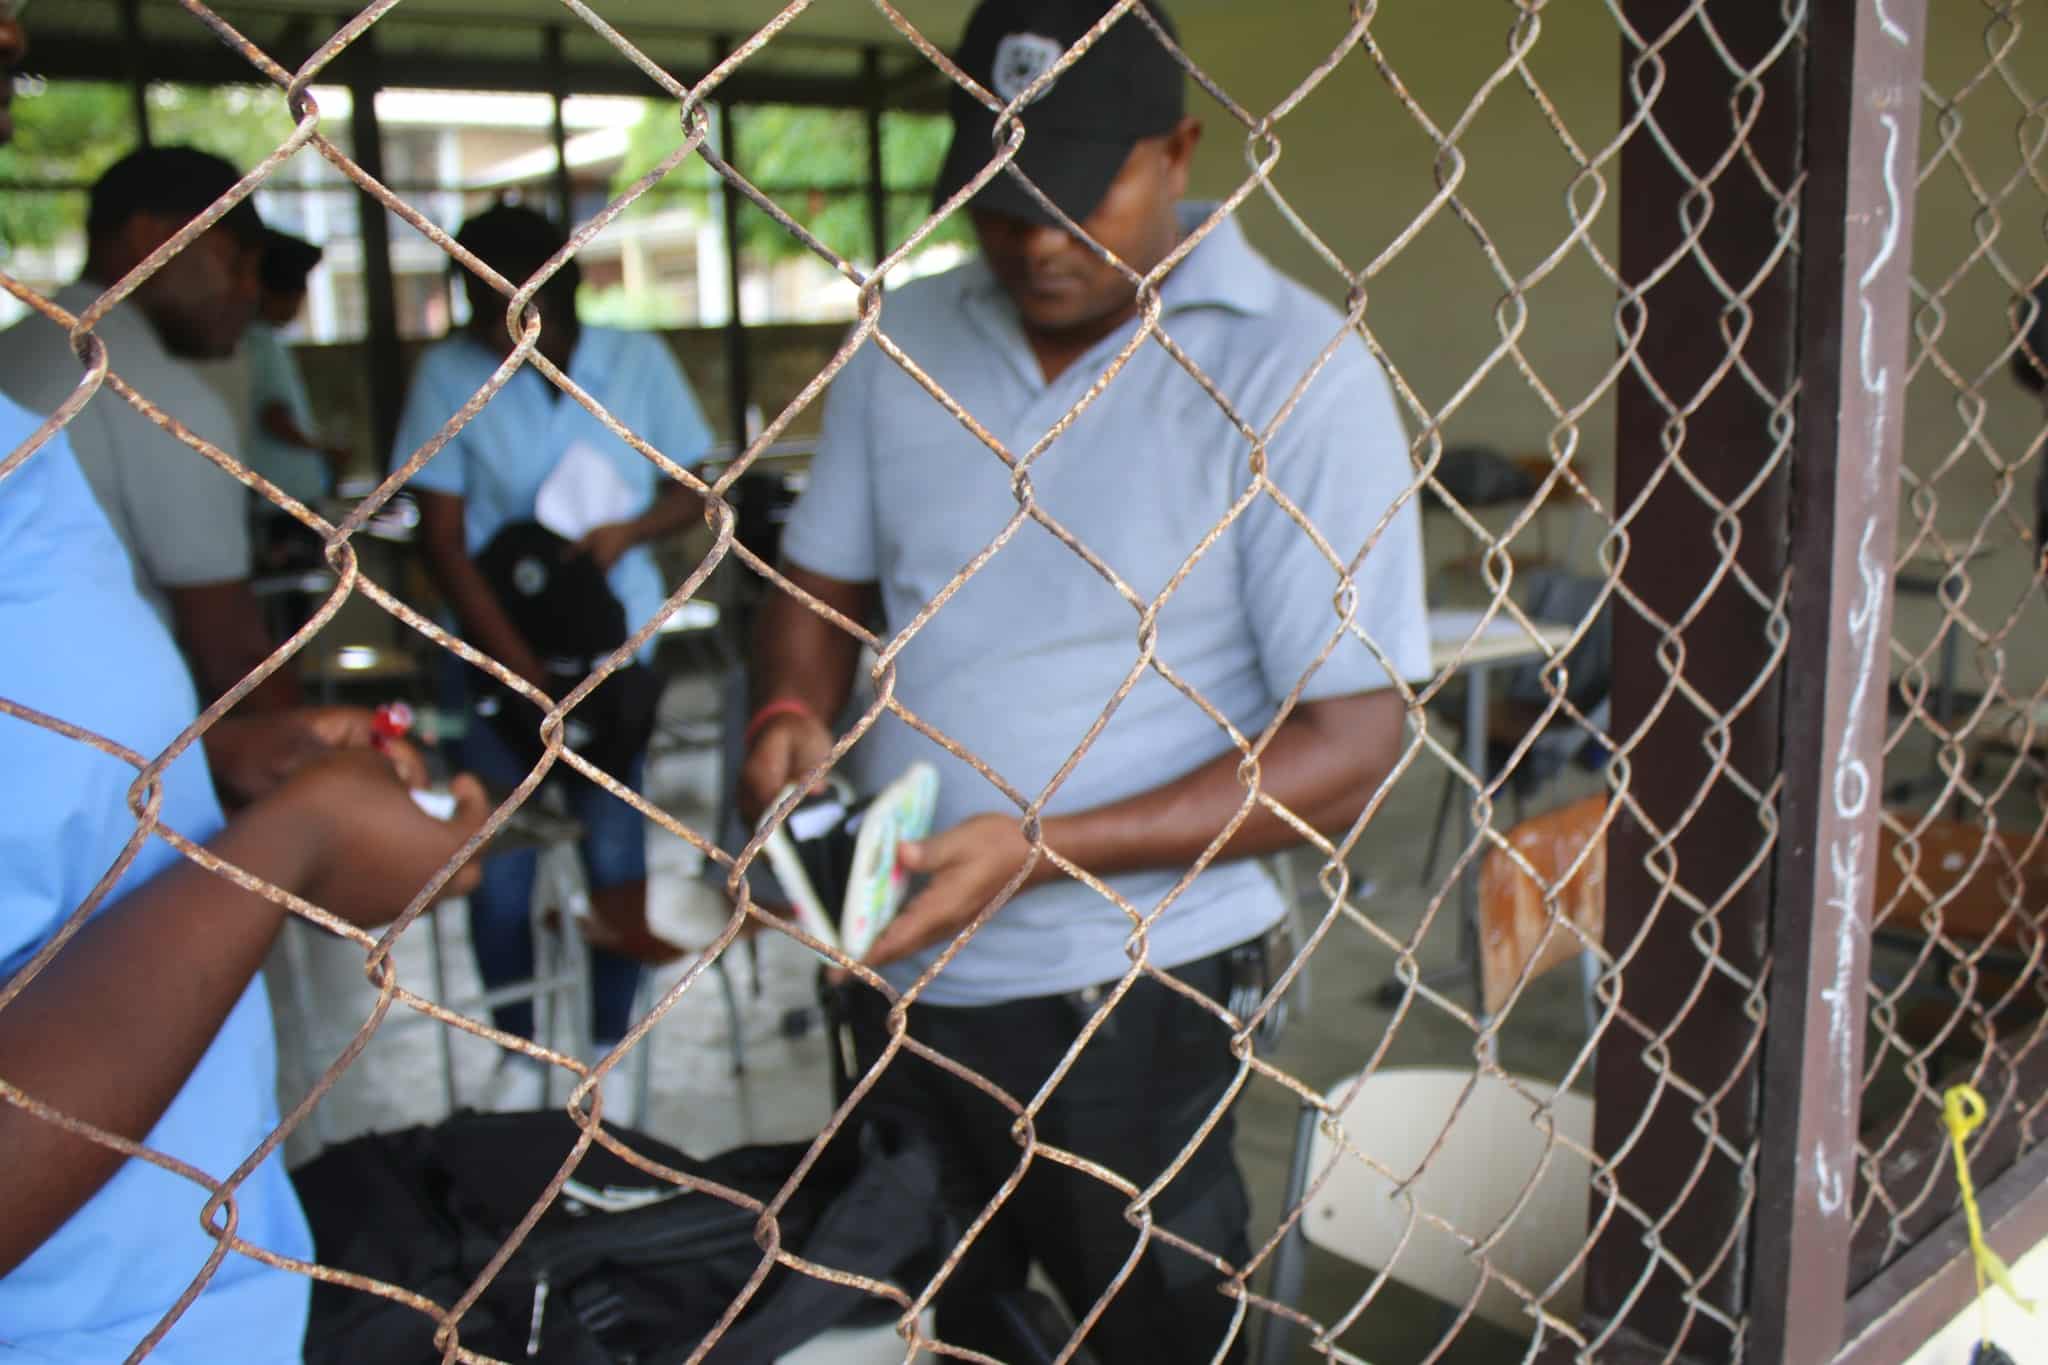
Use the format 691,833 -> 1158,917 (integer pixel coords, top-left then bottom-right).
0,0 -> 1883,1360
1854,0 -> 2048,1278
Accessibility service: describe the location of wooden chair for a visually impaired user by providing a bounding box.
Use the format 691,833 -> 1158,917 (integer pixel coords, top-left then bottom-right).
1477,794 -> 1608,1035
1473,799 -> 2048,1047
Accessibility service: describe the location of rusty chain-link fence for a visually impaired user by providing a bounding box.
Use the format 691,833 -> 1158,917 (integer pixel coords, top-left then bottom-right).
2,0 -> 2046,1361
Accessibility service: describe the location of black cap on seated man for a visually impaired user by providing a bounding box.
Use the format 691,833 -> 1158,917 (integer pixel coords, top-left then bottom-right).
930,0 -> 1185,227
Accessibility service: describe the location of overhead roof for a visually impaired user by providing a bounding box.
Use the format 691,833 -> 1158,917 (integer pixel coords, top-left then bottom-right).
24,0 -> 989,108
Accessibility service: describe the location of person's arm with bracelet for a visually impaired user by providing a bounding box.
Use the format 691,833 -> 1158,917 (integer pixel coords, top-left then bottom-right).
0,750 -> 489,1276
415,490 -> 551,694
740,562 -> 878,816
739,561 -> 1406,968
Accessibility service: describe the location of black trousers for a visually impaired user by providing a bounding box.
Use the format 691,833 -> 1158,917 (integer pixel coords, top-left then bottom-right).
845,946 -> 1252,1364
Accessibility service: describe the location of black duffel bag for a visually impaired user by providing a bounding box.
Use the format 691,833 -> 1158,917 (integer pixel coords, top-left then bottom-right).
294,1108 -> 942,1364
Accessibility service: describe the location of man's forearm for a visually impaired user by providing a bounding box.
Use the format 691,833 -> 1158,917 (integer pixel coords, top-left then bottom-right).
751,565 -> 874,724
1037,690 -> 1407,885
0,805 -> 308,1275
169,581 -> 301,713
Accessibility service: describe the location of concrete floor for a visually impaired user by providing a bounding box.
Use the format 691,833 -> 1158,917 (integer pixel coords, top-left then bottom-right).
265,670 -> 1608,1364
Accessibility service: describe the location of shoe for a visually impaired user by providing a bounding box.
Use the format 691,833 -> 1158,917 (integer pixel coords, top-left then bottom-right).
756,763 -> 940,961
485,1051 -> 548,1112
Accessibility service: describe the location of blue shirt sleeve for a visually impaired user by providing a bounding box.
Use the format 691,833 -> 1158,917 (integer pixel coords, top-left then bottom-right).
1240,334 -> 1431,703
780,331 -> 880,583
0,405 -> 224,970
246,325 -> 314,430
634,333 -> 715,477
390,344 -> 471,496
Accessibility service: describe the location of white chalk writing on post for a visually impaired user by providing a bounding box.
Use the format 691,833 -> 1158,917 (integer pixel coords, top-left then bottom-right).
1812,20 -> 1905,1212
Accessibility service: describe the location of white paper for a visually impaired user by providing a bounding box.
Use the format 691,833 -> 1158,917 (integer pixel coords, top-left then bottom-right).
410,788 -> 458,821
534,439 -> 639,543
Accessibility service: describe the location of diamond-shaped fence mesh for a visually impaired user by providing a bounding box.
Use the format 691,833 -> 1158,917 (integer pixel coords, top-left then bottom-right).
0,0 -> 2042,1362
1852,0 -> 2048,1286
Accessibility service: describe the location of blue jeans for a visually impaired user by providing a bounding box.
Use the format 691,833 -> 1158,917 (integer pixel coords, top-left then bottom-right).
454,705 -> 647,1046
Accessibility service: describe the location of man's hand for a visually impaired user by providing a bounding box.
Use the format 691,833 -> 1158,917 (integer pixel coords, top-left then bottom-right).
858,813 -> 1053,970
739,708 -> 836,824
262,748 -> 490,927
204,705 -> 427,808
571,520 -> 642,574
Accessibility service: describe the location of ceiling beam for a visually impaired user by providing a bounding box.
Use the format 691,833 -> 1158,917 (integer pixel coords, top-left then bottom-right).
21,31 -> 949,111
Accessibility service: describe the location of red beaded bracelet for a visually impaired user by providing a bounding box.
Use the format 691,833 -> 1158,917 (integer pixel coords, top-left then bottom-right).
744,697 -> 820,748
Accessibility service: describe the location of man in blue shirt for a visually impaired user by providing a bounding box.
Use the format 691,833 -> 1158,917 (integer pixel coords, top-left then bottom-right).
742,1 -> 1427,1359
1,15 -> 490,1355
391,204 -> 715,1107
0,392 -> 491,1360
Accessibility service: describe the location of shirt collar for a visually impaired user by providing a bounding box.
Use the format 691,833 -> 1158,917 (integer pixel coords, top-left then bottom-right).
1158,203 -> 1276,317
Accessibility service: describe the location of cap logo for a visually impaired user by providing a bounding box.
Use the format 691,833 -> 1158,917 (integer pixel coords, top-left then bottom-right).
991,32 -> 1063,104
512,556 -> 548,597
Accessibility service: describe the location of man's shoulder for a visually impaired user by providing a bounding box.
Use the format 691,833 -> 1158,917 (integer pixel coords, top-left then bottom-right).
411,332 -> 489,382
0,307 -> 84,413
1204,248 -> 1359,369
587,326 -> 685,381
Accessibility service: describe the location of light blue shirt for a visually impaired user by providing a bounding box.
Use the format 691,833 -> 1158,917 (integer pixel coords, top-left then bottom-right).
242,322 -> 331,507
391,326 -> 714,661
783,208 -> 1431,1005
0,397 -> 311,1361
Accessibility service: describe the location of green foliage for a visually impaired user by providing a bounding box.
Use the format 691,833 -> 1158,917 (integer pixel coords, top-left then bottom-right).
1,82 -> 296,249
610,101 -> 966,265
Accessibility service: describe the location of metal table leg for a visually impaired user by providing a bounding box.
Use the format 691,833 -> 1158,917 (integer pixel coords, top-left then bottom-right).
1374,661 -> 1494,1013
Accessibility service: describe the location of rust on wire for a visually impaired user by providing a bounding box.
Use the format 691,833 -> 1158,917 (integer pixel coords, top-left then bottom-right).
3,0 -> 2046,1361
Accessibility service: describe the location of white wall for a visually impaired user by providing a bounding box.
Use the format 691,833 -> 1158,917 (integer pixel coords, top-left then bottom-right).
1174,1 -> 1629,584
1171,1 -> 2048,670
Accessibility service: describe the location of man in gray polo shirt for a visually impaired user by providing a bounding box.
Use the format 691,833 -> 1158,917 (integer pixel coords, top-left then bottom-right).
0,147 -> 296,712
742,0 -> 1427,1357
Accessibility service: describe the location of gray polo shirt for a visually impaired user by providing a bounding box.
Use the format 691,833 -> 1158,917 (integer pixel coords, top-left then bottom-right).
783,207 -> 1430,1006
0,282 -> 251,626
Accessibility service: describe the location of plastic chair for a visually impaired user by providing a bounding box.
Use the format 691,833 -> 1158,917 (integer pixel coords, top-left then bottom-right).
779,1308 -> 936,1364
1477,794 -> 1608,1038
1257,1068 -> 1594,1364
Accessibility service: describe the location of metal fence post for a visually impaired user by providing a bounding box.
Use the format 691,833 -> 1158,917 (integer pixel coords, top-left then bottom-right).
1749,3 -> 1929,1360
1578,3 -> 1805,1358
345,31 -> 404,464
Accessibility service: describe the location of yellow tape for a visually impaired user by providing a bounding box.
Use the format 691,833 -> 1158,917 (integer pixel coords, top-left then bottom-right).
1942,1084 -> 2036,1344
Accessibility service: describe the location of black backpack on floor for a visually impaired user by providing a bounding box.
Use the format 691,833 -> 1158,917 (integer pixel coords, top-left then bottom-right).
294,1108 -> 942,1364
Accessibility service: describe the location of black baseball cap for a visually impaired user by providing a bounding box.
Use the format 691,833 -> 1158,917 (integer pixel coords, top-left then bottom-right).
931,0 -> 1185,227
260,229 -> 324,295
87,145 -> 268,247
